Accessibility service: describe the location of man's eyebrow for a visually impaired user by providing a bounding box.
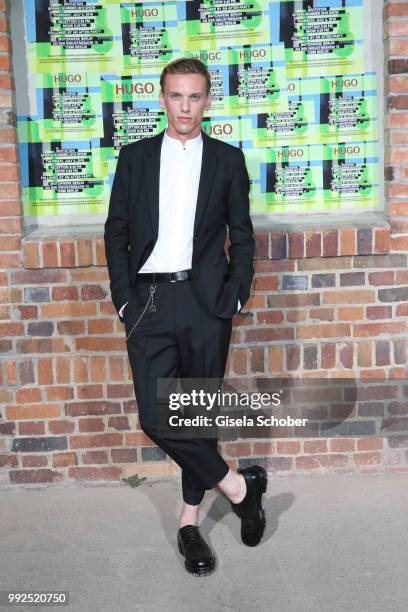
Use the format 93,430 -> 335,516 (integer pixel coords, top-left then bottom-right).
167,91 -> 203,95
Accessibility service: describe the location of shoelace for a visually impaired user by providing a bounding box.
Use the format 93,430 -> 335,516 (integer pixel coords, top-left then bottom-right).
181,525 -> 201,544
243,517 -> 260,530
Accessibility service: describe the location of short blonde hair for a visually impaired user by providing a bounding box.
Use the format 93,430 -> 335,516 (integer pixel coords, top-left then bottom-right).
160,57 -> 211,95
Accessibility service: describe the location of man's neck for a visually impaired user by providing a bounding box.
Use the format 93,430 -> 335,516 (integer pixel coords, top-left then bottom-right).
165,126 -> 202,145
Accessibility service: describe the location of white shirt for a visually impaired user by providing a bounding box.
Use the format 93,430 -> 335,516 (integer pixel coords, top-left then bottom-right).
139,128 -> 203,272
119,128 -> 240,316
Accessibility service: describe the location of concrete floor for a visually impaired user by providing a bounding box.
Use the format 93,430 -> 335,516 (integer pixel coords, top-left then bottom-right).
1,472 -> 407,612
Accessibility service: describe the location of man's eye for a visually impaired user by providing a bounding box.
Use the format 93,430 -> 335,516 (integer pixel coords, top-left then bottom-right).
171,94 -> 180,99
191,95 -> 200,100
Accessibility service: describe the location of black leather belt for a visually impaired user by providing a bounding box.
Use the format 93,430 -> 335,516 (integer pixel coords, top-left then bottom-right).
135,269 -> 193,283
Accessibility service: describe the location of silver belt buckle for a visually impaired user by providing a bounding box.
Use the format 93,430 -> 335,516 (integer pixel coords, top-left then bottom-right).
169,272 -> 176,283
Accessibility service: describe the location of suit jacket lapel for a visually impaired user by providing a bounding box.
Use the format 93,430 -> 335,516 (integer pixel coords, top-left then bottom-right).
193,130 -> 218,237
144,127 -> 219,238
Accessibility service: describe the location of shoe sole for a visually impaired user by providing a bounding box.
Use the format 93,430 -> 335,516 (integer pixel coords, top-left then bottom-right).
242,466 -> 268,547
259,467 -> 267,531
177,541 -> 216,577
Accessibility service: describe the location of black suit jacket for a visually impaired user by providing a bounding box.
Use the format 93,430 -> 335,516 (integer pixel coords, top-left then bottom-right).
104,128 -> 255,320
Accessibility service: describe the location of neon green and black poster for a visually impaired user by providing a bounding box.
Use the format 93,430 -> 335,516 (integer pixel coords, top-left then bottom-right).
18,0 -> 379,216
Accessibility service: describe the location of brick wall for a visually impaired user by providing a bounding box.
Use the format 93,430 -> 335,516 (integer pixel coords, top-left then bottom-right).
1,1 -> 408,485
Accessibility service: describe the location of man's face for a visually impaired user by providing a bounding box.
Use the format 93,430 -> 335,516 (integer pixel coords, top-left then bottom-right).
159,72 -> 211,140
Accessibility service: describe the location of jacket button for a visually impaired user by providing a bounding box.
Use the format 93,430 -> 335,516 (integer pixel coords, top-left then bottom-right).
193,236 -> 198,241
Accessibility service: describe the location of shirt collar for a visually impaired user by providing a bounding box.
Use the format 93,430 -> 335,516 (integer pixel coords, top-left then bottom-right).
163,128 -> 202,150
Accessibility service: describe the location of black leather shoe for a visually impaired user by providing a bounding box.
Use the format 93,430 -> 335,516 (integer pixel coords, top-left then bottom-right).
177,525 -> 216,576
230,465 -> 268,547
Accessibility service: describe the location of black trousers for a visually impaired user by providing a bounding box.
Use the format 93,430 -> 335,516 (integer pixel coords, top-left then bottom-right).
125,277 -> 232,505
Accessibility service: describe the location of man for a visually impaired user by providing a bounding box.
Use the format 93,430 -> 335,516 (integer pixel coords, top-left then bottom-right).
104,57 -> 267,576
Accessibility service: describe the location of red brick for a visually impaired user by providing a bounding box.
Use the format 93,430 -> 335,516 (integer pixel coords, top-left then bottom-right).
88,319 -> 114,334
69,433 -> 123,449
0,15 -> 8,32
389,76 -> 408,94
0,455 -> 18,468
303,440 -> 327,454
48,420 -> 75,434
53,452 -> 77,467
298,323 -> 350,339
9,469 -> 63,483
231,348 -> 247,375
356,438 -> 383,451
6,404 -> 61,420
330,439 -> 355,452
125,432 -> 156,446
18,421 -> 45,435
256,310 -> 284,325
323,230 -> 338,257
0,199 -> 20,215
75,337 -> 125,352
386,2 -> 408,17
305,232 -> 321,257
69,466 -> 121,480
46,386 -> 74,401
0,147 -> 17,163
76,239 -> 93,266
353,322 -> 405,337
77,384 -> 104,400
368,271 -> 394,285
353,452 -> 381,465
60,240 -> 76,267
246,327 -> 294,342
253,441 -> 275,455
321,344 -> 336,369
38,359 -> 54,385
224,442 -> 252,457
339,228 -> 356,256
23,242 -> 40,268
339,344 -> 353,369
388,21 -> 408,37
323,290 -> 375,304
288,232 -> 304,258
339,307 -> 364,321
82,450 -> 109,464
366,306 -> 393,320
0,33 -> 10,51
22,456 -> 48,468
59,320 -> 86,336
276,441 -> 301,454
0,235 -> 20,251
17,338 -> 69,354
111,448 -> 138,463
252,276 -> 279,291
296,454 -> 349,469
43,239 -> 59,267
108,416 -> 130,431
79,418 -> 105,433
254,231 -> 269,258
287,309 -> 306,322
42,303 -> 96,318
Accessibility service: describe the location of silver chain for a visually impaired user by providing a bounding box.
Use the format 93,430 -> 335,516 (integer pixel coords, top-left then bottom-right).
125,283 -> 156,342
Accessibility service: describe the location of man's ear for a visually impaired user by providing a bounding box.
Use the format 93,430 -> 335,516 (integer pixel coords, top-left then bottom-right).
159,88 -> 165,108
205,92 -> 212,111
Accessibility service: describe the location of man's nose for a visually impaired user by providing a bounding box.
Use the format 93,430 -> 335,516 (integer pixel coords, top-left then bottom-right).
181,97 -> 190,112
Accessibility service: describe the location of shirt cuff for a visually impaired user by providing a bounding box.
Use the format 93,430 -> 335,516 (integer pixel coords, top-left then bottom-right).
119,301 -> 129,318
237,299 -> 241,313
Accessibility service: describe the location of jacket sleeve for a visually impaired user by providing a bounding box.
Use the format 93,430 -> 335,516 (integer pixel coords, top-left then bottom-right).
104,146 -> 133,316
226,148 -> 255,309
